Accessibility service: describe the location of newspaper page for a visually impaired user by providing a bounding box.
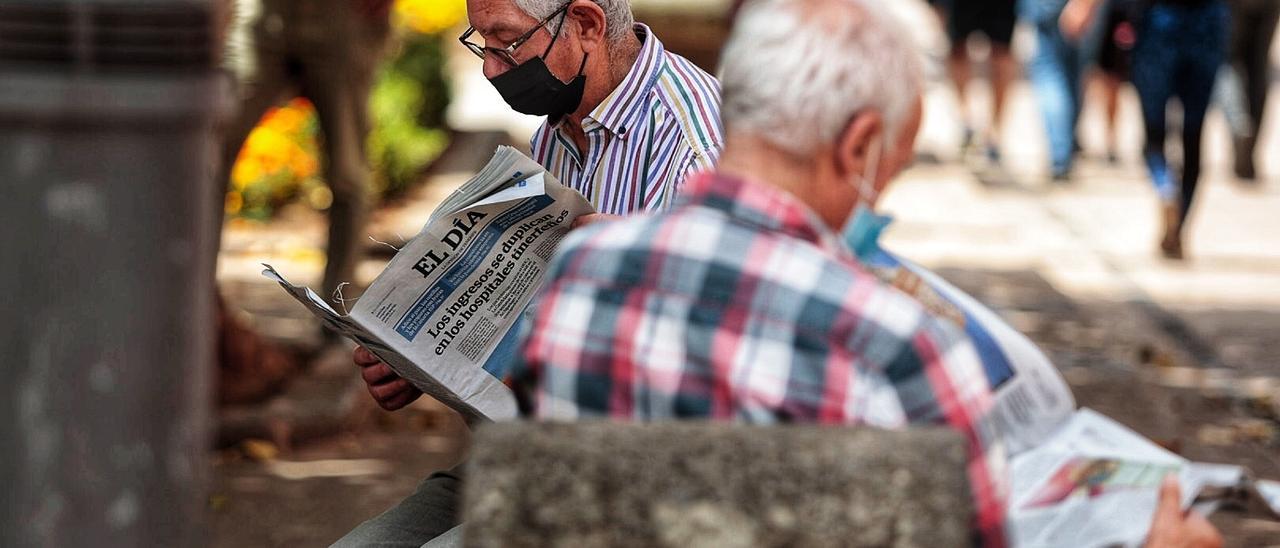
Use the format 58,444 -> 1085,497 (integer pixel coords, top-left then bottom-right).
263,146 -> 595,424
1008,408 -> 1186,547
894,260 -> 1077,454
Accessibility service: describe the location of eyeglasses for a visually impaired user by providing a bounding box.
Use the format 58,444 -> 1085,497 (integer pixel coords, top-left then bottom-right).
458,2 -> 571,67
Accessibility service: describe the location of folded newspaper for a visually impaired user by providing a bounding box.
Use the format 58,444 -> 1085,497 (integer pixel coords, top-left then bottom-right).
263,146 -> 594,424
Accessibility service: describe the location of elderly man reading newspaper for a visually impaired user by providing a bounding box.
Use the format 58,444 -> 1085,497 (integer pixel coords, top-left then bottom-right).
512,0 -> 1223,546
333,0 -> 723,545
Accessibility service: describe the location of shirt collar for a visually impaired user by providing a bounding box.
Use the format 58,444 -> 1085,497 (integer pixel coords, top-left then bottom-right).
679,172 -> 855,261
577,23 -> 664,140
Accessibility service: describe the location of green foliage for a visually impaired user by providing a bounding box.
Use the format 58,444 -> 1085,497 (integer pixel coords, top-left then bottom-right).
368,33 -> 452,198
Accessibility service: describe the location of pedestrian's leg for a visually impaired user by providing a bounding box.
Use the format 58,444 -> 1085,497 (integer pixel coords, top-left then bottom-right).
1241,2 -> 1279,175
989,43 -> 1016,160
331,467 -> 464,548
1064,42 -> 1084,148
1132,10 -> 1178,202
948,39 -> 975,149
302,59 -> 377,305
1131,6 -> 1180,256
1102,73 -> 1123,162
1224,2 -> 1258,177
1175,2 -> 1230,230
1027,22 -> 1075,179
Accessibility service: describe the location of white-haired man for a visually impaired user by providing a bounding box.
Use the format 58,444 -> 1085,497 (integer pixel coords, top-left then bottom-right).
514,0 -> 1221,545
337,0 -> 722,545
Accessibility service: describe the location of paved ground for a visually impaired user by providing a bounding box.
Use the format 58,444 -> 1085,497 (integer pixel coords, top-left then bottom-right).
210,14 -> 1280,547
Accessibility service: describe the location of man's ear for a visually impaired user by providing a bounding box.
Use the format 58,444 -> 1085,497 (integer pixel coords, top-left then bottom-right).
567,0 -> 608,54
835,111 -> 884,180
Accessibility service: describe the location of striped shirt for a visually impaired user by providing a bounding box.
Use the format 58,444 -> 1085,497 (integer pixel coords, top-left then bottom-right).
530,24 -> 723,215
514,172 -> 1009,546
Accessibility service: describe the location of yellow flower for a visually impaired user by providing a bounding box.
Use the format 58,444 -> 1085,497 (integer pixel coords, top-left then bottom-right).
226,96 -> 323,217
395,0 -> 467,35
230,154 -> 257,189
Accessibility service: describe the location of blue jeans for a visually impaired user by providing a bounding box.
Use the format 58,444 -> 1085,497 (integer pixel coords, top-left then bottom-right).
1024,8 -> 1103,175
1130,0 -> 1228,219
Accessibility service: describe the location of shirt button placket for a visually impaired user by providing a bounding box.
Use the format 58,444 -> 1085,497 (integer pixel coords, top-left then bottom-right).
583,129 -> 609,212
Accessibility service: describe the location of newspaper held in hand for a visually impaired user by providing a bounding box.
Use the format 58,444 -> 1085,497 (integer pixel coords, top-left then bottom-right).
1009,408 -> 1280,547
263,146 -> 595,424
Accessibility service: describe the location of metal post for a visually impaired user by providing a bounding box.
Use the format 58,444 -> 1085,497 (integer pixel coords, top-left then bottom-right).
0,1 -> 224,546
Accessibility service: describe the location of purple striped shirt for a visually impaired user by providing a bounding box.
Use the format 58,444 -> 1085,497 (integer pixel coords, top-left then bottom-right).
530,24 -> 724,215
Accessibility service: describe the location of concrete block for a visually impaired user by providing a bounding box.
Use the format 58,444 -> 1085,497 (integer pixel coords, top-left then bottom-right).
463,421 -> 972,547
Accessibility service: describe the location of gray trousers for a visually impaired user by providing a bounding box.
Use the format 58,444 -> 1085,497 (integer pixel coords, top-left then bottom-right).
331,467 -> 463,548
220,0 -> 391,299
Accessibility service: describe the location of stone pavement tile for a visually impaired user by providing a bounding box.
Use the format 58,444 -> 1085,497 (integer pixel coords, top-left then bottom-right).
210,420 -> 468,548
216,345 -> 365,449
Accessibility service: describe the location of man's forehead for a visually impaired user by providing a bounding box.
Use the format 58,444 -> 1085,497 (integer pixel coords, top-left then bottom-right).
467,0 -> 538,34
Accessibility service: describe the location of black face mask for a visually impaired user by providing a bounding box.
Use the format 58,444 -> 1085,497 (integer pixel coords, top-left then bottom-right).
488,17 -> 588,120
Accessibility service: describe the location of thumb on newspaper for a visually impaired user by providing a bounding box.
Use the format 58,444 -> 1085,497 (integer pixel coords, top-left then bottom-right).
1144,475 -> 1222,548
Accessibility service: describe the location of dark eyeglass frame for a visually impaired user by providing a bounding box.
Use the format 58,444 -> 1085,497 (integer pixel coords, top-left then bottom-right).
458,2 -> 572,67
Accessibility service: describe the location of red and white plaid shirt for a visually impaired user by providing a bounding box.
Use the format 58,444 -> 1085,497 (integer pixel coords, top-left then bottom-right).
514,173 -> 1009,546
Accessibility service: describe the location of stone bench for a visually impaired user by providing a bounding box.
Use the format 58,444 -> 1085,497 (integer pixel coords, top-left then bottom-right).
461,422 -> 973,547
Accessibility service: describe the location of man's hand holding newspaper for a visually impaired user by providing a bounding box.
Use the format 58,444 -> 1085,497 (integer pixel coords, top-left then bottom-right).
354,345 -> 421,411
1146,478 -> 1223,548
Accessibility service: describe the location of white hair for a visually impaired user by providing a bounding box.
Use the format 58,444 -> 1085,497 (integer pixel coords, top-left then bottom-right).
513,0 -> 635,43
719,0 -> 923,155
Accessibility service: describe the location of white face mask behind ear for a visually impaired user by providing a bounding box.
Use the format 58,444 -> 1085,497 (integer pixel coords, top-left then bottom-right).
840,136 -> 894,262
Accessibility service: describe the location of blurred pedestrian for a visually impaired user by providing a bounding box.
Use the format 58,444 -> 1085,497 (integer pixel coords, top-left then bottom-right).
1090,0 -> 1136,164
221,0 -> 394,307
1222,0 -> 1278,180
209,0 -> 394,405
1022,0 -> 1105,181
1066,0 -> 1231,259
1134,0 -> 1230,259
942,0 -> 1020,163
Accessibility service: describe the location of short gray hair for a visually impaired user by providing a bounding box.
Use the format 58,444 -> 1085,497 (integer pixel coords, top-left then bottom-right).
514,0 -> 635,43
719,0 -> 923,155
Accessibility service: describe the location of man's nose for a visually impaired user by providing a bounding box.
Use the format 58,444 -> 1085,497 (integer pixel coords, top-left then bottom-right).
482,56 -> 511,79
